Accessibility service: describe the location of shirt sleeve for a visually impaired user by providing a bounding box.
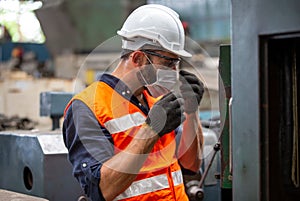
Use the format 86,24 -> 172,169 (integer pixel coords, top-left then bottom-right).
63,100 -> 114,201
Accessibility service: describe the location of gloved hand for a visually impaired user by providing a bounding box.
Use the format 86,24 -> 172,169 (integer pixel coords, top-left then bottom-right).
179,70 -> 204,114
145,92 -> 185,137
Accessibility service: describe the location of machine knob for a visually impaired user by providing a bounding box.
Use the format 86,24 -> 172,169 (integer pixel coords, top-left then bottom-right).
185,180 -> 204,201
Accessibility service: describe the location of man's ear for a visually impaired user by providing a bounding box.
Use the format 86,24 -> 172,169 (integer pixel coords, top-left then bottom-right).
131,51 -> 145,66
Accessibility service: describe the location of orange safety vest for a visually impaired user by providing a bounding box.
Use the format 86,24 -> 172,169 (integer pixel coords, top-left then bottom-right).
65,80 -> 188,201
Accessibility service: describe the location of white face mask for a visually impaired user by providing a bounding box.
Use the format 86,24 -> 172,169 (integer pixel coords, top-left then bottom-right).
149,68 -> 178,91
138,68 -> 179,97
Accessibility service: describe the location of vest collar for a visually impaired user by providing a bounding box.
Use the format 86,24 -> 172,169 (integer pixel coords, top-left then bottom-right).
99,73 -> 150,114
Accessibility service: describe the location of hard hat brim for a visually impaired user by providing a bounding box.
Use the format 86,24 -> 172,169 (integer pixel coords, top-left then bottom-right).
172,49 -> 192,58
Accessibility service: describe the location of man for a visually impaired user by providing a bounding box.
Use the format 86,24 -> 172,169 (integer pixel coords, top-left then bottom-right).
63,4 -> 204,201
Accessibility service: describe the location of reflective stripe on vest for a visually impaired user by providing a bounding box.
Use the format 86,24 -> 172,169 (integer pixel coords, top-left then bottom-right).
104,112 -> 146,134
172,170 -> 184,186
114,170 -> 184,200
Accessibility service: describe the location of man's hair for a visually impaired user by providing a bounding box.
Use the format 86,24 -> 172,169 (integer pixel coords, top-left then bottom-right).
120,49 -> 133,60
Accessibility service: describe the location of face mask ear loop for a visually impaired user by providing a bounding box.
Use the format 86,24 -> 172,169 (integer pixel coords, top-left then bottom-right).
143,52 -> 155,68
136,52 -> 156,86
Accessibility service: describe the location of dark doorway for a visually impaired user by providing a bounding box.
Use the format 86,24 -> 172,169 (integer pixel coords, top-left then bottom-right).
260,33 -> 300,201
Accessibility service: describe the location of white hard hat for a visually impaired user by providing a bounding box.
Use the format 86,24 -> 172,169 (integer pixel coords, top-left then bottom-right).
117,4 -> 192,58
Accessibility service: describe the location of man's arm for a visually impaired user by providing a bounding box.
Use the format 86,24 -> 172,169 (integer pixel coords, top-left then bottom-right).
177,70 -> 205,172
100,92 -> 185,201
177,112 -> 203,172
64,102 -> 160,201
100,124 -> 159,201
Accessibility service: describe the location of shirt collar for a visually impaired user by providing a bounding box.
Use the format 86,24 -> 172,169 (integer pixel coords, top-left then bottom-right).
98,73 -> 131,96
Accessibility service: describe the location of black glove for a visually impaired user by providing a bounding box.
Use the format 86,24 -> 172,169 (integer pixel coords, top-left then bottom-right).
145,92 -> 185,137
179,70 -> 204,114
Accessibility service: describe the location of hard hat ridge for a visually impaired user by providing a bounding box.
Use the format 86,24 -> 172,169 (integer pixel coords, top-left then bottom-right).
117,4 -> 192,57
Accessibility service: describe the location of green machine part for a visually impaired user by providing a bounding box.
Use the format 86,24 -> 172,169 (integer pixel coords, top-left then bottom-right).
219,44 -> 232,199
